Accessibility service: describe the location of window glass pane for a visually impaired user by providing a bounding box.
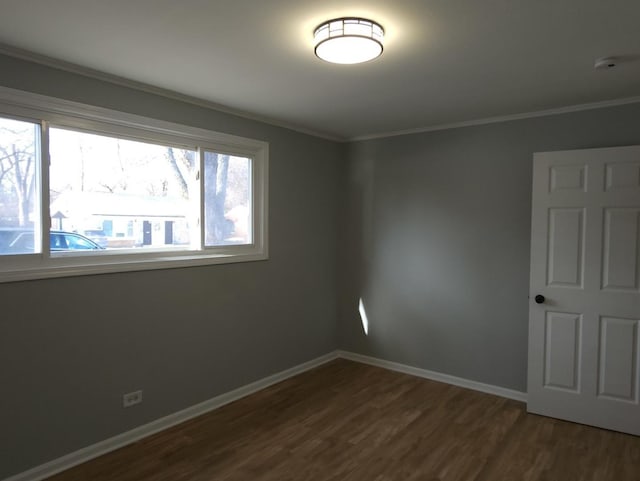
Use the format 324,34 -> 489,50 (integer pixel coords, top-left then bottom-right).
204,152 -> 251,246
49,127 -> 196,252
0,117 -> 40,255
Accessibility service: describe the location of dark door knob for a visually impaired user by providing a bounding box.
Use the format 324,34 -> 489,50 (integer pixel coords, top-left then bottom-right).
535,295 -> 545,304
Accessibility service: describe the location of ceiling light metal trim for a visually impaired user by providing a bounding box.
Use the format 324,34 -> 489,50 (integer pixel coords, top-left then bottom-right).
313,17 -> 384,64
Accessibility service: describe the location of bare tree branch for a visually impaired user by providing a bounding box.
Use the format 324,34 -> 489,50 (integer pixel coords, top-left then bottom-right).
166,147 -> 189,198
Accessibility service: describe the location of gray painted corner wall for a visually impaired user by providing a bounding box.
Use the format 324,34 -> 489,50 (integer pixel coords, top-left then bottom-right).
3,50 -> 640,480
337,103 -> 640,392
0,54 -> 344,479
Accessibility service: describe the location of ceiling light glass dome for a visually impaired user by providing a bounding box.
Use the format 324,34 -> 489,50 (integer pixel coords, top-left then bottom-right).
314,18 -> 384,64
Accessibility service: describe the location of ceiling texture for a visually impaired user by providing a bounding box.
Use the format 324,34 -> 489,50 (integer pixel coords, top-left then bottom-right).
0,0 -> 639,140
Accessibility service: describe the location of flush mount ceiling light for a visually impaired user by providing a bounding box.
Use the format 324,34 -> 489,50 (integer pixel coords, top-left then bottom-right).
314,17 -> 384,64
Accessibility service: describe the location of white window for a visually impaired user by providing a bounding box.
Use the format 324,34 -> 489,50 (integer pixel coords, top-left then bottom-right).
0,87 -> 268,282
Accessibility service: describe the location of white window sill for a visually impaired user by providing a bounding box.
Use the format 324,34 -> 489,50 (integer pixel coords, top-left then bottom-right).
0,248 -> 268,283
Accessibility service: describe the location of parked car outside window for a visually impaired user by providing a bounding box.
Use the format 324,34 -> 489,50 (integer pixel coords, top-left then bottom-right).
82,229 -> 108,248
51,231 -> 104,251
0,228 -> 104,255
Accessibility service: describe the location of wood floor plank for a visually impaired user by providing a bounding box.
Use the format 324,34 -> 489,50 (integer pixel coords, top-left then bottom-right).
46,359 -> 640,481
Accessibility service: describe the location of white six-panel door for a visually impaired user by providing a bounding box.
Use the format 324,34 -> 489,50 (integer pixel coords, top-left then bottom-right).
528,145 -> 640,435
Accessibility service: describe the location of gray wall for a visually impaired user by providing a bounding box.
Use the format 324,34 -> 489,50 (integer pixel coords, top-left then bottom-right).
338,103 -> 640,392
0,55 -> 343,479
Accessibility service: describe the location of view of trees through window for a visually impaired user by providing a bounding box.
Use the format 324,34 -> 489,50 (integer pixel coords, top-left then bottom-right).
0,118 -> 251,255
203,151 -> 251,246
0,117 -> 39,254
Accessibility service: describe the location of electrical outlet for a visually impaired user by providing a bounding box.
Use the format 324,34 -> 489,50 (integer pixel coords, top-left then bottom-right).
123,390 -> 143,408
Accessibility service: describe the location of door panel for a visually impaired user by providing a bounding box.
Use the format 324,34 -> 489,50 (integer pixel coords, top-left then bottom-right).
550,164 -> 587,192
605,162 -> 640,191
598,317 -> 638,402
602,208 -> 640,291
547,208 -> 585,287
544,312 -> 582,391
528,145 -> 640,436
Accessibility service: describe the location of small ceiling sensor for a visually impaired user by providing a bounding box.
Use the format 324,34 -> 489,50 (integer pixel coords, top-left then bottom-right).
594,56 -> 618,70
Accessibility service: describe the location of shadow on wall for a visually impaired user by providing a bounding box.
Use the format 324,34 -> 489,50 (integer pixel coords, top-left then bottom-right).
337,131 -> 531,390
338,151 -> 375,348
339,149 -> 448,359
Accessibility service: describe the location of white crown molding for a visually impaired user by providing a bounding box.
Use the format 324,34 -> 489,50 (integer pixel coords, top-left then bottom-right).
2,43 -> 639,145
0,43 -> 344,142
3,350 -> 527,481
337,351 -> 528,403
349,96 -> 640,142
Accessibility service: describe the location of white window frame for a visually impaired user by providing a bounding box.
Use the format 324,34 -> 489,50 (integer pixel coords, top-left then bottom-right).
0,86 -> 268,283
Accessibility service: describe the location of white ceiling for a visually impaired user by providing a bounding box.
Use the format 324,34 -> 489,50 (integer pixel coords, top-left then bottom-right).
0,0 -> 639,140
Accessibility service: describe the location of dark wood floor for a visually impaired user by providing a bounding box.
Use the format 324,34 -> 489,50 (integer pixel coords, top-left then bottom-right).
48,359 -> 640,481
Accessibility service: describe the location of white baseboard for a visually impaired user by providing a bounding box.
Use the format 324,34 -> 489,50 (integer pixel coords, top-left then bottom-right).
3,351 -> 339,481
5,349 -> 527,481
337,351 -> 528,403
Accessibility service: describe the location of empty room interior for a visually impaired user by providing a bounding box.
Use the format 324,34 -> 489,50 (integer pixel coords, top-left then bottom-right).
1,1 -> 640,480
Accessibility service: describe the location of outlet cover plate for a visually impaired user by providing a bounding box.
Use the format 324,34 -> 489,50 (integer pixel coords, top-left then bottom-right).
123,390 -> 143,408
